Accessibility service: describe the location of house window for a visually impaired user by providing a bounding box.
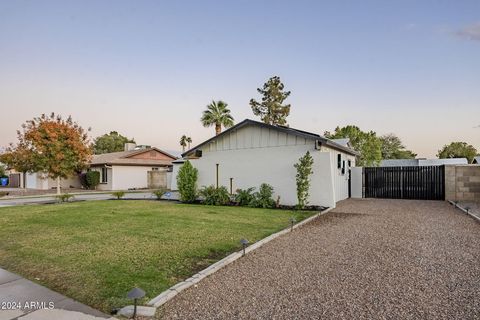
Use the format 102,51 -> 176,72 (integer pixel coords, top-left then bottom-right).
348,160 -> 351,168
101,167 -> 108,183
152,167 -> 159,171
342,160 -> 346,175
337,154 -> 342,168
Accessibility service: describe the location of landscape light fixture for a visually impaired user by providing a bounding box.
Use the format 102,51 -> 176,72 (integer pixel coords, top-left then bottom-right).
240,238 -> 249,256
127,287 -> 145,319
465,207 -> 470,214
290,217 -> 296,231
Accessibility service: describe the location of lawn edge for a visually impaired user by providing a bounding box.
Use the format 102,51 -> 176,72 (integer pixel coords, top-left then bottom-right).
448,200 -> 480,223
147,206 -> 335,308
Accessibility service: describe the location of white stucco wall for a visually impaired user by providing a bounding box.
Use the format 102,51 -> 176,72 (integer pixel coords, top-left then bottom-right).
111,165 -> 151,190
25,172 -> 82,190
170,162 -> 183,191
182,124 -> 356,208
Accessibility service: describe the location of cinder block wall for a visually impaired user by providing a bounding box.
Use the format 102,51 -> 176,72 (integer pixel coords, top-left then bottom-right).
445,165 -> 480,201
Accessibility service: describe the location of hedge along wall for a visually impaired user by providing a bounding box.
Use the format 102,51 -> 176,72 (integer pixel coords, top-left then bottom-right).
445,165 -> 480,202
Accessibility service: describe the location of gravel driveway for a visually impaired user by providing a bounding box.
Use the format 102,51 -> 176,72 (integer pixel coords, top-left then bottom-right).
158,199 -> 480,320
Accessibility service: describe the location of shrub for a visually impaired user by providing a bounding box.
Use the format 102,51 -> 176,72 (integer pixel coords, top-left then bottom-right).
294,151 -> 314,209
177,160 -> 198,203
152,188 -> 167,200
0,164 -> 6,178
112,191 -> 125,200
79,171 -> 101,190
56,193 -> 74,203
250,183 -> 275,208
235,187 -> 255,206
199,185 -> 230,205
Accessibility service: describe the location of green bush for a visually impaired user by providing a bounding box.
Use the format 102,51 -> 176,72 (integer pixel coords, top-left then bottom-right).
177,160 -> 198,203
112,191 -> 125,200
199,185 -> 231,205
79,171 -> 101,190
152,188 -> 167,200
85,171 -> 100,189
56,193 -> 74,203
235,187 -> 255,206
250,183 -> 275,208
0,165 -> 6,178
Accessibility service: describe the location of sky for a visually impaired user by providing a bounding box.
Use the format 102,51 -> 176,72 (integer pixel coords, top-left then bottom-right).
0,0 -> 479,157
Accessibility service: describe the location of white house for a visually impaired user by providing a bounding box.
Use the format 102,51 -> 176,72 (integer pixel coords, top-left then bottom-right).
173,119 -> 358,208
90,144 -> 176,191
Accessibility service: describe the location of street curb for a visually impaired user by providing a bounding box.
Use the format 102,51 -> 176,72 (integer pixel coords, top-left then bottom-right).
147,207 -> 334,308
449,200 -> 480,223
0,189 -> 159,201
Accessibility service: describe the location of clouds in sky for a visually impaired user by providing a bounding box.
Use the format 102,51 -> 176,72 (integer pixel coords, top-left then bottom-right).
456,22 -> 480,41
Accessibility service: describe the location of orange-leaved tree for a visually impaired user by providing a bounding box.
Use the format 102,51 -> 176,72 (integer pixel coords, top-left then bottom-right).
0,113 -> 92,194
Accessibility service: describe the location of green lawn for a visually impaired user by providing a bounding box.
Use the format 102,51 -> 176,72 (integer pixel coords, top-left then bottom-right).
0,200 -> 314,312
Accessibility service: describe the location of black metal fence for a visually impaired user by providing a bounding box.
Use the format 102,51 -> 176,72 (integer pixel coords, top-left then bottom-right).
364,166 -> 445,200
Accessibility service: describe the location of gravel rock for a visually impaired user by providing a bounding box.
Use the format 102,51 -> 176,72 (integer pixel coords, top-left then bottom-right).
158,199 -> 480,320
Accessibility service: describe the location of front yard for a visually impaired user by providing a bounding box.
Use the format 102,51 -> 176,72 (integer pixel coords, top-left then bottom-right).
0,200 -> 313,312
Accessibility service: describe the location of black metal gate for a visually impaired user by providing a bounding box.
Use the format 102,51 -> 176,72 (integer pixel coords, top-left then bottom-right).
364,166 -> 445,200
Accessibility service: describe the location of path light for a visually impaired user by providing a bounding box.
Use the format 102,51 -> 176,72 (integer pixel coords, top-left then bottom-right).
290,217 -> 296,232
127,287 -> 145,319
240,238 -> 249,256
465,207 -> 471,214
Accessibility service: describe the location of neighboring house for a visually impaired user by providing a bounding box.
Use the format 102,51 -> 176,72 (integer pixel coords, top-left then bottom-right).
90,144 -> 176,191
473,156 -> 480,164
173,119 -> 358,208
380,158 -> 468,167
21,144 -> 176,191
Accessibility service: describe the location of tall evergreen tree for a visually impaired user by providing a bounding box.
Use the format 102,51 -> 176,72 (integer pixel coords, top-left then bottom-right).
250,76 -> 291,126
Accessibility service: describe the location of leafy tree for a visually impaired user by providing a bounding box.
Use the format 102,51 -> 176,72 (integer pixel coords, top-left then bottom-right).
93,131 -> 135,154
201,100 -> 234,135
177,160 -> 198,203
179,135 -> 192,152
380,134 -> 417,160
294,151 -> 314,209
437,142 -> 477,163
250,76 -> 291,126
325,125 -> 382,166
0,113 -> 92,194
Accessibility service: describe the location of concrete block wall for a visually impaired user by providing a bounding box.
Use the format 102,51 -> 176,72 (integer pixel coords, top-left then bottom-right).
445,165 -> 480,202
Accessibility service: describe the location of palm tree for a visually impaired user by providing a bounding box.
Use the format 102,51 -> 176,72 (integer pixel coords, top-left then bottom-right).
179,135 -> 188,152
186,136 -> 192,149
201,100 -> 234,135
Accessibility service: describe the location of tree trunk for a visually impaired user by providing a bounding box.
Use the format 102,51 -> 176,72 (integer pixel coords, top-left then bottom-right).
215,123 -> 221,135
56,177 -> 61,195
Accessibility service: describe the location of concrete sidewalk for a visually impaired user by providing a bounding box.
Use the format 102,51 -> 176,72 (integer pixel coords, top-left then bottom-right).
0,191 -> 180,207
0,268 -> 111,320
